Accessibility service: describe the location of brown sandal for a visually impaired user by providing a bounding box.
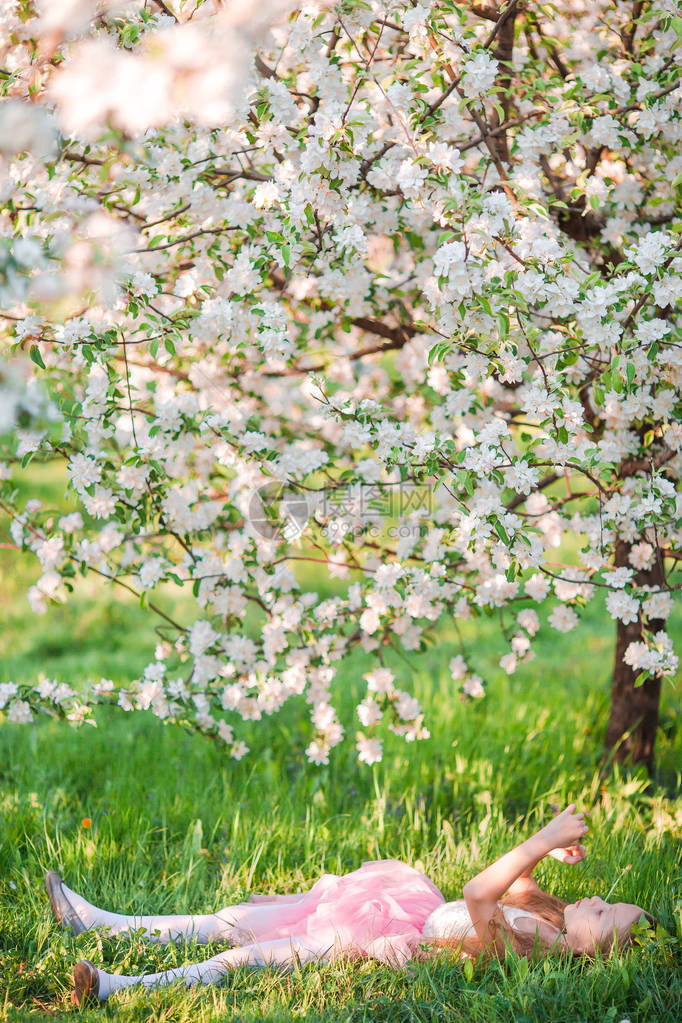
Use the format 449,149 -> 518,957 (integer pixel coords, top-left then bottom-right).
72,959 -> 100,1006
45,871 -> 87,936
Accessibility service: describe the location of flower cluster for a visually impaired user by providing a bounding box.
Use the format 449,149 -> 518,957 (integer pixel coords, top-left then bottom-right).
0,675 -> 93,726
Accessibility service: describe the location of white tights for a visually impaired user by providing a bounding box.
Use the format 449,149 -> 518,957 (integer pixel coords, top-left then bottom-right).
97,936 -> 329,999
59,883 -> 331,1000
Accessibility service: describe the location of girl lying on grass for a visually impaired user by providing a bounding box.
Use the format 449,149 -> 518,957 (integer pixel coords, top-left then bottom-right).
45,804 -> 655,1006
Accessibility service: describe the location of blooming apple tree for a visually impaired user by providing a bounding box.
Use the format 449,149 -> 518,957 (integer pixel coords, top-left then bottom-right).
1,0 -> 681,769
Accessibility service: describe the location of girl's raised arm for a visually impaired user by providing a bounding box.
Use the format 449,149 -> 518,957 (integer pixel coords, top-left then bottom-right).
462,805 -> 588,950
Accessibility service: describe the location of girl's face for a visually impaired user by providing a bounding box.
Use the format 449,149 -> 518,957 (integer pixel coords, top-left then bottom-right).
563,896 -> 645,953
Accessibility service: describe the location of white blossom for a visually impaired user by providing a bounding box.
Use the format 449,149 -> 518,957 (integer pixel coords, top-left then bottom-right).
461,52 -> 499,98
449,655 -> 467,680
364,667 -> 395,695
189,620 -> 219,657
0,682 -> 19,709
8,700 -> 33,723
356,733 -> 383,765
548,606 -> 579,633
462,675 -> 485,699
357,697 -> 383,727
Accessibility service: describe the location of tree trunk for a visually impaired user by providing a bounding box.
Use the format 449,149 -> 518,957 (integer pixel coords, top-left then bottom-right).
604,540 -> 666,772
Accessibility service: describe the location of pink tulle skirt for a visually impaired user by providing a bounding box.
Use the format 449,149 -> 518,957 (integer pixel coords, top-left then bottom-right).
225,859 -> 446,968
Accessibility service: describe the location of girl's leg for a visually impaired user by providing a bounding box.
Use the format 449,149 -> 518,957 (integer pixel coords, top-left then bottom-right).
59,883 -> 310,945
59,882 -> 238,944
94,936 -> 330,1000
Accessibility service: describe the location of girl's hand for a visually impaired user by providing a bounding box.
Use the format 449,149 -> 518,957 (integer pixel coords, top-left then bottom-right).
538,804 -> 588,852
547,843 -> 586,865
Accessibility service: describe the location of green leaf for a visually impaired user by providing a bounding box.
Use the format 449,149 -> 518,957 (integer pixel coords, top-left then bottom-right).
493,520 -> 510,545
626,362 -> 636,387
428,341 -> 449,365
491,100 -> 505,125
29,345 -> 45,369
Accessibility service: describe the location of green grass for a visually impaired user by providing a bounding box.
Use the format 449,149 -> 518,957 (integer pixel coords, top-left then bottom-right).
0,464 -> 681,1021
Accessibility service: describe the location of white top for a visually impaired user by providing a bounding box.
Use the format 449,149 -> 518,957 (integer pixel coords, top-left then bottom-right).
421,899 -> 537,941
